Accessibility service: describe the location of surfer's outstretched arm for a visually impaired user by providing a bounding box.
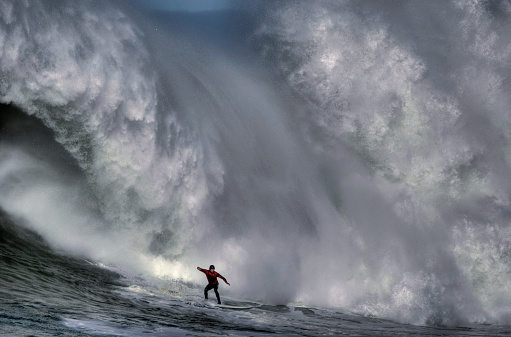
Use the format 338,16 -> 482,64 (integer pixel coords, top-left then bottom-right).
197,267 -> 206,273
218,274 -> 230,286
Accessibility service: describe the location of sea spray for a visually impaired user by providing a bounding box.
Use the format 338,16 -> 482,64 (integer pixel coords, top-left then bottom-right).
256,0 -> 511,324
0,0 -> 208,277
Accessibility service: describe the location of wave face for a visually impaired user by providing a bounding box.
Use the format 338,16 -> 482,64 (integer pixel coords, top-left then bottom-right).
2,0 -> 511,326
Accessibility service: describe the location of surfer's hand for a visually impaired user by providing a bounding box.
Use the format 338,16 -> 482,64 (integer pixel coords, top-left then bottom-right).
227,282 -> 230,286
197,267 -> 200,270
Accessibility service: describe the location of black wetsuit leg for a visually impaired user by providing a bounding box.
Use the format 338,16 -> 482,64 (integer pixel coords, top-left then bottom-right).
204,284 -> 210,299
204,283 -> 221,304
213,285 -> 221,304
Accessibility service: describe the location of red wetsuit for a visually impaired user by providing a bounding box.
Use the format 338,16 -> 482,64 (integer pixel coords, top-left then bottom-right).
198,268 -> 227,285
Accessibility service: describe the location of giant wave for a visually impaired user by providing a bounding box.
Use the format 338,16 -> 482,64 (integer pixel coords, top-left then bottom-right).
1,0 -> 511,327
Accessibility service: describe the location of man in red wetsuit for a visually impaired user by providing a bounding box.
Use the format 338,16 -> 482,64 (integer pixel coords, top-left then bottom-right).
197,265 -> 230,304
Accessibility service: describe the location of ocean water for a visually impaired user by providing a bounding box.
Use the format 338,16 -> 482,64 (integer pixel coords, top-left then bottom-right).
1,213 -> 510,337
2,0 -> 511,336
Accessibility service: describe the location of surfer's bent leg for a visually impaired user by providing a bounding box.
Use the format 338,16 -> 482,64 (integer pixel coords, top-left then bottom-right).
213,285 -> 221,304
204,284 -> 213,299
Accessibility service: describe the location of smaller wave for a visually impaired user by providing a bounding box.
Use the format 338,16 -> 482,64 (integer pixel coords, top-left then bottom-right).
0,210 -> 125,312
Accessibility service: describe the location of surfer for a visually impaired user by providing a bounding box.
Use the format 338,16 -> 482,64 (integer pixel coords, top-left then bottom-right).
197,265 -> 230,304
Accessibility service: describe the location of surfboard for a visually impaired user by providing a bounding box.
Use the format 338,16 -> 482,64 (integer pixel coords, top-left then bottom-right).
216,304 -> 254,310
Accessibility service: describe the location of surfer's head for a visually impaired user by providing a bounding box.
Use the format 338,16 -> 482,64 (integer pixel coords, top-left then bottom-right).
209,265 -> 215,271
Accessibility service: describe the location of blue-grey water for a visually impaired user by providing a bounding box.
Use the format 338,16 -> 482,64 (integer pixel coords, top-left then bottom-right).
2,0 -> 511,336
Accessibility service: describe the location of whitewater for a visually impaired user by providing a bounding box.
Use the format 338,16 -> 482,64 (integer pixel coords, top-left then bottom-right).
2,0 -> 511,335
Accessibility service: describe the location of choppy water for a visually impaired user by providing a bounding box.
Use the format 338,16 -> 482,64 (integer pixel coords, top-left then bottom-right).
2,215 -> 511,337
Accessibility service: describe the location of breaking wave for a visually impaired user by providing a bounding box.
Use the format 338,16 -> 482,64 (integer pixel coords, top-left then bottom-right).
2,0 -> 511,326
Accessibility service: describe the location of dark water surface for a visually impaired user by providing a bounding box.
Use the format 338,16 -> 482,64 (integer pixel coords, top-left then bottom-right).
1,217 -> 511,336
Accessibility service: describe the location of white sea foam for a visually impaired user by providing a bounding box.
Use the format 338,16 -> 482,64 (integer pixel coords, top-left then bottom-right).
257,0 -> 511,324
0,0 -> 210,281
